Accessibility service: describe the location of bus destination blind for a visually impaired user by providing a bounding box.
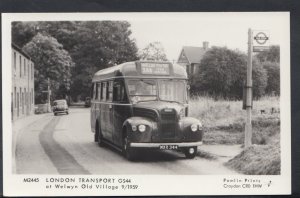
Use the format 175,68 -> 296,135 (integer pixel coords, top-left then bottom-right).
140,63 -> 170,75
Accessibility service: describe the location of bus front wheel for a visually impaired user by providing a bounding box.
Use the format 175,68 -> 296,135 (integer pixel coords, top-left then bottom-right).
122,135 -> 136,161
184,146 -> 197,159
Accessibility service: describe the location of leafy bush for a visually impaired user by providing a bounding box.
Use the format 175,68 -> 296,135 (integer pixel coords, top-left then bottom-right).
263,62 -> 280,95
256,45 -> 280,63
191,47 -> 267,99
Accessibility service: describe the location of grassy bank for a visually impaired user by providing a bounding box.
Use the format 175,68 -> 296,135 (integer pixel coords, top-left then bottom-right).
189,96 -> 280,175
189,96 -> 280,145
225,142 -> 280,175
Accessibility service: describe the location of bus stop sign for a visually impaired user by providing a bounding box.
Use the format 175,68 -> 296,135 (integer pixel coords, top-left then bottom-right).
253,30 -> 270,52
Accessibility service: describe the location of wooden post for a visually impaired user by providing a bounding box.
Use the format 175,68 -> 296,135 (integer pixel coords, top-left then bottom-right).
245,28 -> 253,148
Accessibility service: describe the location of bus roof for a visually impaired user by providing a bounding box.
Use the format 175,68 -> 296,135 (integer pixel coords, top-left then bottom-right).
92,61 -> 188,82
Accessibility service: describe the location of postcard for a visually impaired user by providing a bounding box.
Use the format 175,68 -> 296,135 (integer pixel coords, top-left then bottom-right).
2,12 -> 291,196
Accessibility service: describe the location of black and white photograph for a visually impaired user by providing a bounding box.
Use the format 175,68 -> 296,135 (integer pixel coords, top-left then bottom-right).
2,12 -> 291,196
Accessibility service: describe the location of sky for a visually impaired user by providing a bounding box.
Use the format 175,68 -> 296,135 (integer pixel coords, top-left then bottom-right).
128,12 -> 289,61
4,12 -> 289,63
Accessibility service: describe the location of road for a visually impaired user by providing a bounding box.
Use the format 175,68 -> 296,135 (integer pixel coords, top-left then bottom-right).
15,107 -> 238,175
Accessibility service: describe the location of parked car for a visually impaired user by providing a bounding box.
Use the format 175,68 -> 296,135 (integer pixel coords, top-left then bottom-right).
85,97 -> 91,107
52,99 -> 69,116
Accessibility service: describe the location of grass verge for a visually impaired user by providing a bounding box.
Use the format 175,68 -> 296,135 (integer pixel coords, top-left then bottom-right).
189,96 -> 280,175
224,143 -> 280,175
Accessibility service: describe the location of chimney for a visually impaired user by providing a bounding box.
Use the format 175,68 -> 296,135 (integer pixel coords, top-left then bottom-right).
203,41 -> 209,50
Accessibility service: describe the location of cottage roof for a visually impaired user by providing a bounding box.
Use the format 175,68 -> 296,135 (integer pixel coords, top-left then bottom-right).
180,46 -> 207,64
12,43 -> 33,61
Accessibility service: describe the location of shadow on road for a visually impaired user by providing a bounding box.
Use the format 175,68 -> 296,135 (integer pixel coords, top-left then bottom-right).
53,113 -> 68,116
134,149 -> 186,162
39,116 -> 91,174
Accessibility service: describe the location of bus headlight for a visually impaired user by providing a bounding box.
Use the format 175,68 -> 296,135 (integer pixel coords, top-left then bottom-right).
191,124 -> 198,132
138,124 -> 146,132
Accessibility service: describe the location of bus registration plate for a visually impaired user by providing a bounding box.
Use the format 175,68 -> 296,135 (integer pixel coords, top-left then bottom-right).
159,145 -> 178,150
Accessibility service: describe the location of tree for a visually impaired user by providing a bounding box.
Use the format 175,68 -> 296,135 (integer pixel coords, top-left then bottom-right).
256,45 -> 280,63
13,21 -> 139,101
262,62 -> 280,95
40,22 -> 79,51
12,21 -> 78,50
23,33 -> 74,103
68,21 -> 138,100
192,47 -> 267,99
12,22 -> 39,47
252,60 -> 268,98
255,45 -> 280,96
139,41 -> 168,61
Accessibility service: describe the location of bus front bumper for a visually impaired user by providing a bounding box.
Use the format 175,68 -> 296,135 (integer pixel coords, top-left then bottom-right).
130,141 -> 203,148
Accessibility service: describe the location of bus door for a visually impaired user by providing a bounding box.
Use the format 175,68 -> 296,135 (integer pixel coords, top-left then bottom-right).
112,80 -> 131,146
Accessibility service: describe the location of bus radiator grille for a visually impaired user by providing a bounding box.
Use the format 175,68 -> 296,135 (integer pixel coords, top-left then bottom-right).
161,123 -> 176,138
160,109 -> 177,138
161,113 -> 176,121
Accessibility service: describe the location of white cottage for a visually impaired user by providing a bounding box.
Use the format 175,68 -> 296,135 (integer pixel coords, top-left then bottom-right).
11,43 -> 35,121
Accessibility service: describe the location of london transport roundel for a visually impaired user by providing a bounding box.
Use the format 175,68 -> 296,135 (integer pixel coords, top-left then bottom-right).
254,32 -> 269,45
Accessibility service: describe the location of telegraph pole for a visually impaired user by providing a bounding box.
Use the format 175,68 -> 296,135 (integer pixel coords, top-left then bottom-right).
245,28 -> 253,148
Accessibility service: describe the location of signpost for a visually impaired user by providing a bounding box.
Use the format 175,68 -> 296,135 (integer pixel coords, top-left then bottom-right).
244,28 -> 270,148
253,30 -> 270,52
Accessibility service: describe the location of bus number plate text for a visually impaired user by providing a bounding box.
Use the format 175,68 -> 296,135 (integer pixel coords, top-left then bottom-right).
159,145 -> 178,150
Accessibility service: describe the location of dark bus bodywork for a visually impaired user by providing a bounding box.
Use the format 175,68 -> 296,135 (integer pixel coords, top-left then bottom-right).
91,61 -> 203,160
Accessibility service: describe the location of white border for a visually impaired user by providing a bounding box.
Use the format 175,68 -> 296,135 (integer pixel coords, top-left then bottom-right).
2,12 -> 291,196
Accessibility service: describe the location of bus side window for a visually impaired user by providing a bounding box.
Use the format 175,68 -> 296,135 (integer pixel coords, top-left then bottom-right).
101,82 -> 107,101
100,83 -> 103,100
97,83 -> 101,100
113,80 -> 127,102
107,81 -> 113,102
94,83 -> 98,100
